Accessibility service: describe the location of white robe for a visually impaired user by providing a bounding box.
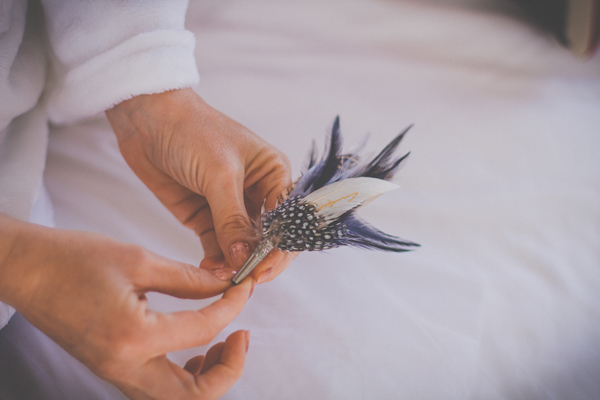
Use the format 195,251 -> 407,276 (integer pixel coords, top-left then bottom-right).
0,0 -> 200,328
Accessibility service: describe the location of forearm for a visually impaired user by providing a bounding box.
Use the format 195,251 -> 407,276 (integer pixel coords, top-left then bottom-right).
106,89 -> 201,162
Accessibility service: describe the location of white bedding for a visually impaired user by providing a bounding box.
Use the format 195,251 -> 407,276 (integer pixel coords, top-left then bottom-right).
44,0 -> 600,398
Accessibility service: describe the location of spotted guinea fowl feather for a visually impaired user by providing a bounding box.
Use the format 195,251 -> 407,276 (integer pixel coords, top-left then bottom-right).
232,116 -> 419,284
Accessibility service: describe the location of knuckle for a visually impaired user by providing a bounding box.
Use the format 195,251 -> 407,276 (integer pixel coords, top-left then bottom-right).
181,264 -> 204,290
223,364 -> 244,381
111,244 -> 156,288
266,149 -> 292,176
125,245 -> 153,270
218,213 -> 249,233
203,163 -> 239,193
208,150 -> 238,173
274,147 -> 291,168
208,156 -> 230,173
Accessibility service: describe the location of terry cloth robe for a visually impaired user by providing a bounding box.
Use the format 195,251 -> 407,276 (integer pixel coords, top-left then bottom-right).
0,0 -> 199,328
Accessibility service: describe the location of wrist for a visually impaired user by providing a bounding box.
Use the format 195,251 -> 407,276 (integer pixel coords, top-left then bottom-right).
0,214 -> 46,309
106,88 -> 204,144
106,88 -> 211,172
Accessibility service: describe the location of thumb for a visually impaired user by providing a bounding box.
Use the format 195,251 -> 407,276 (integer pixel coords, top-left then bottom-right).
205,176 -> 254,270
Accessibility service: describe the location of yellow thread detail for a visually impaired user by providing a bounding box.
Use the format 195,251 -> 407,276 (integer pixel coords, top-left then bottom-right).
316,192 -> 359,212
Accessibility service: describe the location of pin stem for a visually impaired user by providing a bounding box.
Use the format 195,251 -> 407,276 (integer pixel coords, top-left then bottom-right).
232,241 -> 274,284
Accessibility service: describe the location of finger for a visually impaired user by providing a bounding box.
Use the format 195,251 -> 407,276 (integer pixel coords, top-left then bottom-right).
135,250 -> 230,299
199,342 -> 225,374
115,356 -> 193,400
166,191 -> 213,236
264,179 -> 291,211
150,277 -> 254,354
245,171 -> 291,213
199,229 -> 222,259
243,149 -> 292,212
184,355 -> 205,376
182,203 -> 222,258
257,250 -> 299,285
248,248 -> 297,284
199,254 -> 228,273
243,189 -> 264,222
136,333 -> 247,399
199,254 -> 243,282
118,355 -> 213,400
196,330 -> 249,399
152,191 -> 222,258
205,175 -> 254,270
249,248 -> 285,283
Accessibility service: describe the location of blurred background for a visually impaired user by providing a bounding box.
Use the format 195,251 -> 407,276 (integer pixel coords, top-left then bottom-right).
46,0 -> 600,398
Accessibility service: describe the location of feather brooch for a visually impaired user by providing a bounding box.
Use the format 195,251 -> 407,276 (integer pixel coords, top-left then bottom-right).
232,116 -> 419,284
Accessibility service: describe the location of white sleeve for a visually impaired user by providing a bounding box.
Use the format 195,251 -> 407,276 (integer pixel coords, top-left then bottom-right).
41,0 -> 200,124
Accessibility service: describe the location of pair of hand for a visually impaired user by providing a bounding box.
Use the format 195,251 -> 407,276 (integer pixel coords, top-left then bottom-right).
0,89 -> 295,399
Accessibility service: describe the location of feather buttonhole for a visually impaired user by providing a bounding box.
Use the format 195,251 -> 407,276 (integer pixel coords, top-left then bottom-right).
232,116 -> 419,284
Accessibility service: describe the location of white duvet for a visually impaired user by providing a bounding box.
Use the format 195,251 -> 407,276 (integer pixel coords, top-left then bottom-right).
44,0 -> 600,398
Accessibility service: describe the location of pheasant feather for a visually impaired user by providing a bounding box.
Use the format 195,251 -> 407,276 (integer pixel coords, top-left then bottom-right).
232,116 -> 419,284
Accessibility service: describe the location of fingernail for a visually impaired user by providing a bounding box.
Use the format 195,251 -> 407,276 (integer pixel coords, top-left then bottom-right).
210,264 -> 237,281
245,330 -> 251,353
257,268 -> 273,284
248,278 -> 256,299
229,242 -> 251,269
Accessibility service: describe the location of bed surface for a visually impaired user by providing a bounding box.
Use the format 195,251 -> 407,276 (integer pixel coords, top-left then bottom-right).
45,0 -> 600,398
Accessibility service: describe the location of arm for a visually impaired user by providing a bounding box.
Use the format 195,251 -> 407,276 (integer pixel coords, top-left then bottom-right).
0,211 -> 254,399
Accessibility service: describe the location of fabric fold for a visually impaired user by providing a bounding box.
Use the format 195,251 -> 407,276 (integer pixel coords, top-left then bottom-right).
47,30 -> 200,124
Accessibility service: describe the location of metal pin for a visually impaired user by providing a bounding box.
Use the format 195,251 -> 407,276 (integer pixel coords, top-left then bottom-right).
232,241 -> 274,284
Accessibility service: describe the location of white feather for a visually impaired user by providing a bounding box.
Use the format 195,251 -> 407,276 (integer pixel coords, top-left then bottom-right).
303,177 -> 399,220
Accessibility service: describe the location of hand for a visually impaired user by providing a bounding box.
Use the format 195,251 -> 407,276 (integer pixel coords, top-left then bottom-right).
106,89 -> 296,283
0,213 -> 254,400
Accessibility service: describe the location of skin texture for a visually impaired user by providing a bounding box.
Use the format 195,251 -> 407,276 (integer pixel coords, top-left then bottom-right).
105,89 -> 297,281
0,88 -> 297,399
0,213 -> 253,399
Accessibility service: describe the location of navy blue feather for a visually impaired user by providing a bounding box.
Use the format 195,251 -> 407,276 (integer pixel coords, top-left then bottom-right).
267,116 -> 419,253
360,125 -> 412,180
310,116 -> 344,191
233,117 -> 418,284
291,117 -> 413,199
335,216 -> 419,252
